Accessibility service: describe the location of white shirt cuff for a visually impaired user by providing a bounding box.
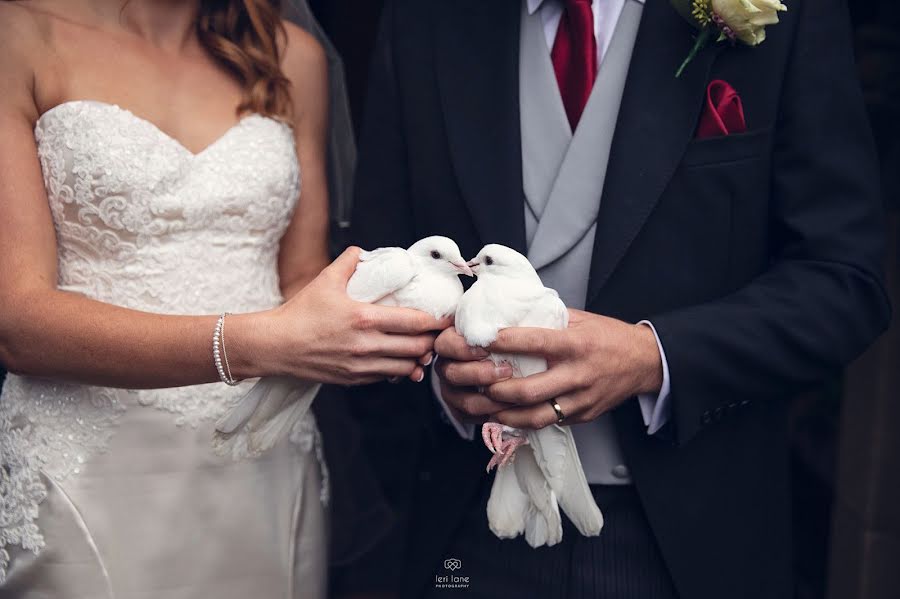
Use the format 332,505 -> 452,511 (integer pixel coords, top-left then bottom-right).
636,320 -> 672,435
431,357 -> 476,441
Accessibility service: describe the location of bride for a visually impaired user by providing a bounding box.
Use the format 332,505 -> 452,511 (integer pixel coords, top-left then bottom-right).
0,1 -> 443,597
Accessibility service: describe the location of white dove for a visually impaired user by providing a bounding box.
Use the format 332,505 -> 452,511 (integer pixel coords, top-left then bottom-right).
213,236 -> 472,459
455,244 -> 603,547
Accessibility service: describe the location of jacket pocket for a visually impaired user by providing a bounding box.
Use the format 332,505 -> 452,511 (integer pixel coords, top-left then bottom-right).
681,128 -> 773,168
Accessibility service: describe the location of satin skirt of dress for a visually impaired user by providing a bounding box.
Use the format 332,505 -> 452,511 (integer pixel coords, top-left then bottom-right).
0,386 -> 327,599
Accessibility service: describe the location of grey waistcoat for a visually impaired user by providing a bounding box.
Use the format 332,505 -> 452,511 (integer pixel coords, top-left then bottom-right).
519,0 -> 643,485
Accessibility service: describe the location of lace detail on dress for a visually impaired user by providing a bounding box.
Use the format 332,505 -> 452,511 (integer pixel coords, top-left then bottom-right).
0,426 -> 46,584
0,377 -> 128,582
33,101 -> 299,322
0,100 -> 303,579
134,384 -> 247,428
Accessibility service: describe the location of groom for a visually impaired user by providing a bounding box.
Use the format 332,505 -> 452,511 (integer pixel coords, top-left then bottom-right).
347,0 -> 890,597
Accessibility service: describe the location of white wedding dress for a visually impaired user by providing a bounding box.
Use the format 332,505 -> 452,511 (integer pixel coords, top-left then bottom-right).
0,100 -> 327,599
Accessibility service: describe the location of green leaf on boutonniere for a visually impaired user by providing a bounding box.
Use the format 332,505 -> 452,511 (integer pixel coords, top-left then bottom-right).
675,26 -> 715,78
671,0 -> 717,78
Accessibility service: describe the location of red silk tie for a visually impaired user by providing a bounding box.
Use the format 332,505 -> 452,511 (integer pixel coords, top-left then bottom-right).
551,0 -> 598,130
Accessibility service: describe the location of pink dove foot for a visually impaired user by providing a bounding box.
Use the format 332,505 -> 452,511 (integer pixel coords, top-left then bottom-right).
482,422 -> 505,454
482,423 -> 529,472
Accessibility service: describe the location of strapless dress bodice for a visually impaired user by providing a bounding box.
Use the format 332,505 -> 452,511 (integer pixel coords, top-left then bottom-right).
34,100 -> 300,313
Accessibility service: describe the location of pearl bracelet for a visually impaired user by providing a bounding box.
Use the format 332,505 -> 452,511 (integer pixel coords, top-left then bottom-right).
213,313 -> 239,386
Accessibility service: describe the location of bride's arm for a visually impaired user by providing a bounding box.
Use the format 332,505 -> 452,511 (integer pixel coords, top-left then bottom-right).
0,17 -> 442,390
276,23 -> 332,300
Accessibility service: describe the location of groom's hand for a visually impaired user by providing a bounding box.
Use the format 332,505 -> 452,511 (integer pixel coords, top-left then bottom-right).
433,329 -> 513,423
435,310 -> 663,429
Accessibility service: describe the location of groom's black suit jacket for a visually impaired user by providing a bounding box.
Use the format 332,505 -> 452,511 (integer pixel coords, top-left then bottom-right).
346,0 -> 891,597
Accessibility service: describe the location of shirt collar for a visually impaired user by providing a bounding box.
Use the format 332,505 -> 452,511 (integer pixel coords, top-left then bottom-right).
527,0 -> 644,15
526,0 -> 545,14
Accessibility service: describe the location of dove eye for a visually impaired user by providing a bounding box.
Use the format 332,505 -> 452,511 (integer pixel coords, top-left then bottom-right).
430,250 -> 442,260
484,256 -> 494,266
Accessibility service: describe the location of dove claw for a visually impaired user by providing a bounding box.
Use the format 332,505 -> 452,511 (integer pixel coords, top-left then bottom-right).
486,453 -> 503,472
481,423 -> 498,453
491,425 -> 504,452
497,435 -> 529,467
482,425 -> 529,471
481,422 -> 507,454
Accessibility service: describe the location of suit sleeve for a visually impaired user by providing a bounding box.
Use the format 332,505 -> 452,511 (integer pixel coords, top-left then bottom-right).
650,0 -> 892,446
334,2 -> 425,593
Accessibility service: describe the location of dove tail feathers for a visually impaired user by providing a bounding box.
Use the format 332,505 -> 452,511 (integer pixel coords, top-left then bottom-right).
516,448 -> 563,547
530,426 -> 604,537
486,446 -> 563,548
487,462 -> 529,539
213,376 -> 321,460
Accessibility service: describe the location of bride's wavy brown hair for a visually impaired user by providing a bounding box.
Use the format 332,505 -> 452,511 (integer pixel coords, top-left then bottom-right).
0,0 -> 292,117
197,0 -> 292,118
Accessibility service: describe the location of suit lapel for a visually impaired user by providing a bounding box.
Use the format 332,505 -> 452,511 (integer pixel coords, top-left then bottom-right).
586,0 -> 721,307
436,0 -> 527,254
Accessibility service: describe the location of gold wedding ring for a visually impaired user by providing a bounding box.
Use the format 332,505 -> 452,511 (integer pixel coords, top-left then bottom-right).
549,399 -> 565,423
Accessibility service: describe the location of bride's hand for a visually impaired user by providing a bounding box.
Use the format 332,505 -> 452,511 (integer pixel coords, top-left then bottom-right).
237,247 -> 447,386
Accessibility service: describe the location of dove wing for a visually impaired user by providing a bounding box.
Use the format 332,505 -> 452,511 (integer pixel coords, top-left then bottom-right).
213,377 -> 320,460
345,247 -> 417,304
517,287 -> 568,330
455,280 -> 508,347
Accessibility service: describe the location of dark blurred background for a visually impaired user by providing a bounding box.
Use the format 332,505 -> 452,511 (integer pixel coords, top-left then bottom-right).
302,0 -> 900,597
0,1 -> 895,597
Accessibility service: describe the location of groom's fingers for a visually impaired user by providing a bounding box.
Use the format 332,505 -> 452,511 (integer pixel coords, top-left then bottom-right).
436,357 -> 513,388
485,367 -> 575,406
495,395 -> 577,430
489,327 -> 568,358
440,383 -> 508,420
434,328 -> 489,361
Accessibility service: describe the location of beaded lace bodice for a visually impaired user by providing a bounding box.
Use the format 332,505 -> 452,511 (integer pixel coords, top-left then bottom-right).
35,100 -> 299,314
0,101 -> 303,580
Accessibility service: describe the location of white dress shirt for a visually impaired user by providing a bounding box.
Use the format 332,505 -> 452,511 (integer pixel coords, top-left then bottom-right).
436,0 -> 672,441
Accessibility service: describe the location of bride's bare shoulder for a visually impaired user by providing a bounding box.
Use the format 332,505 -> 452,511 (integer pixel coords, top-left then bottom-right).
279,20 -> 328,122
0,3 -> 50,118
280,20 -> 327,80
0,1 -> 53,46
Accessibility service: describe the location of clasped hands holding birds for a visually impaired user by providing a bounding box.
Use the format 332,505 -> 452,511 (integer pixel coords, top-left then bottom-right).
289,239 -> 663,431
436,305 -> 663,433
217,237 -> 662,460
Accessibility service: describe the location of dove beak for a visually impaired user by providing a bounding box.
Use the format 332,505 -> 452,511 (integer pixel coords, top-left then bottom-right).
452,260 -> 474,277
466,259 -> 480,275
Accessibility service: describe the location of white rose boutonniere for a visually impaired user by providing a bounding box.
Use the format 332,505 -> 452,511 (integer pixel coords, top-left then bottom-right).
671,0 -> 787,77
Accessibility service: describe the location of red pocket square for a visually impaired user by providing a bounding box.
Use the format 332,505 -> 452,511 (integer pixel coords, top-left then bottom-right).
696,80 -> 747,139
